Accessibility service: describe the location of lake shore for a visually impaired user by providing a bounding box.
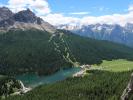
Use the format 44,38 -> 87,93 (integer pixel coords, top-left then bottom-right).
73,65 -> 91,77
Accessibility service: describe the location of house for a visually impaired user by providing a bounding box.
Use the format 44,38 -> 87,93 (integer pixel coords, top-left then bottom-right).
80,64 -> 91,69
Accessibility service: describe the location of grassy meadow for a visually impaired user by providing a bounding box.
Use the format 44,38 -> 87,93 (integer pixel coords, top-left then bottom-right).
92,59 -> 133,72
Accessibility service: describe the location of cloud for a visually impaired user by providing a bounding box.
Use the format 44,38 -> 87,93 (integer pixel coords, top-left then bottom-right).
42,11 -> 133,26
69,12 -> 90,15
81,13 -> 133,26
42,14 -> 80,25
128,4 -> 133,11
1,0 -> 133,26
7,0 -> 51,15
41,4 -> 133,26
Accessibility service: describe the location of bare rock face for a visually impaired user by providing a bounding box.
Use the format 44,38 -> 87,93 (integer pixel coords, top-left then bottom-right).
13,9 -> 43,24
0,7 -> 13,21
0,8 -> 56,33
0,78 -> 22,96
57,23 -> 133,47
121,73 -> 133,100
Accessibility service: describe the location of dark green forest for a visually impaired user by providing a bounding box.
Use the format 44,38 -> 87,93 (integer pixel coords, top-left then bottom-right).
0,29 -> 133,76
5,70 -> 133,100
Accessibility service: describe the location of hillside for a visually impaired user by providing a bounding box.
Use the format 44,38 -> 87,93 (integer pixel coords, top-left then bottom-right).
57,24 -> 133,47
0,77 -> 22,98
5,60 -> 133,100
0,29 -> 133,76
1,1 -> 133,100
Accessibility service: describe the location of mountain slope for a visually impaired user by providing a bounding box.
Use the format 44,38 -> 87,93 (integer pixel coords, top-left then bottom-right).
0,29 -> 133,76
0,7 -> 13,21
6,70 -> 132,100
6,60 -> 133,100
0,7 -> 133,76
0,8 -> 56,33
57,24 -> 133,47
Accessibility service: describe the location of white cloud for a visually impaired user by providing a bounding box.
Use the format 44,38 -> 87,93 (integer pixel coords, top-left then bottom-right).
128,4 -> 133,11
41,4 -> 133,26
41,12 -> 133,26
81,14 -> 127,26
69,12 -> 90,15
1,1 -> 133,26
42,14 -> 80,25
7,0 -> 51,15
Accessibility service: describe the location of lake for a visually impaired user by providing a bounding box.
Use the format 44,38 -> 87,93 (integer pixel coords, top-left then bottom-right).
16,67 -> 81,88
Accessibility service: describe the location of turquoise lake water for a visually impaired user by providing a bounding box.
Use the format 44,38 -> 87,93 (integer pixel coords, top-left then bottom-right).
16,67 -> 81,88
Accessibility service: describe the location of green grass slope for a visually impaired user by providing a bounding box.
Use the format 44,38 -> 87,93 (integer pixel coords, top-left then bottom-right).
0,29 -> 133,75
92,59 -> 133,72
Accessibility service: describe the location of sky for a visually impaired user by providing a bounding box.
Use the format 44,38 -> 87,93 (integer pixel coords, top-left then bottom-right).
0,0 -> 133,26
49,0 -> 131,16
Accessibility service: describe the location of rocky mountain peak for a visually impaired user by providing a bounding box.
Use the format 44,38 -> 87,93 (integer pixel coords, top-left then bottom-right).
0,7 -> 14,21
0,7 -> 10,11
13,8 -> 43,24
0,7 -> 56,33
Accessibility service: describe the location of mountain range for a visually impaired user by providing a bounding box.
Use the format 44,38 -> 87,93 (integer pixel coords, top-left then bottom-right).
1,6 -> 133,99
1,6 -> 133,48
0,7 -> 133,76
57,23 -> 133,47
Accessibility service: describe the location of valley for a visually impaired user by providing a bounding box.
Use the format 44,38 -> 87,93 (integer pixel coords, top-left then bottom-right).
0,6 -> 133,100
6,59 -> 133,100
1,29 -> 133,99
1,29 -> 133,76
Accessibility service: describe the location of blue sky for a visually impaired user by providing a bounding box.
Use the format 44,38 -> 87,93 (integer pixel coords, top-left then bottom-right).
48,0 -> 133,16
0,0 -> 8,4
1,0 -> 133,25
0,0 -> 132,16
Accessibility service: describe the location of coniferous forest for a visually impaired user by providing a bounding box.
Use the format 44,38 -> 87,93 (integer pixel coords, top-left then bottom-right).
0,30 -> 133,76
0,2 -> 133,100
